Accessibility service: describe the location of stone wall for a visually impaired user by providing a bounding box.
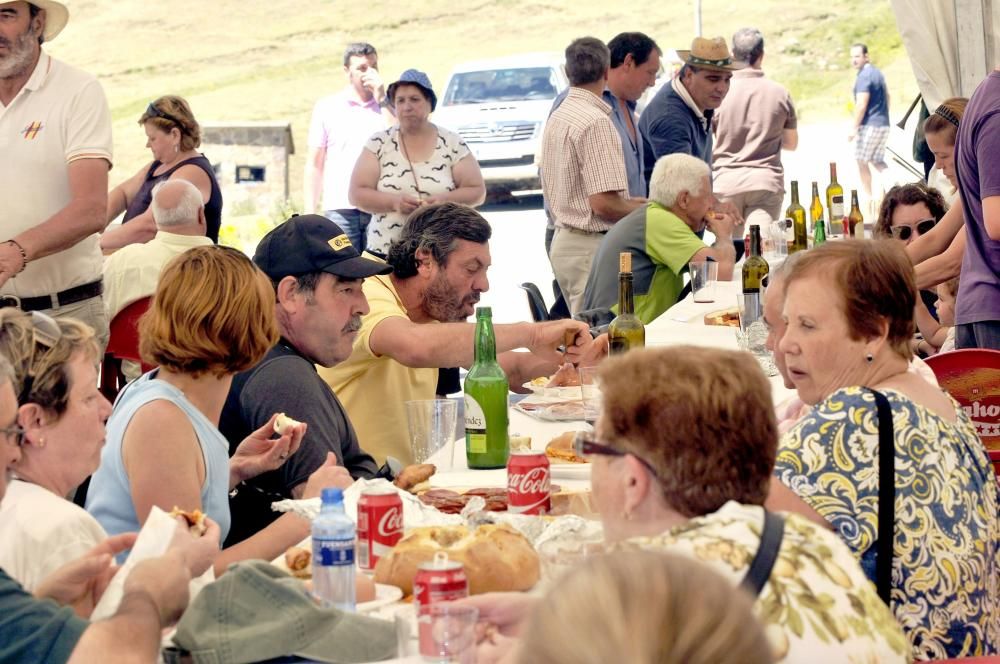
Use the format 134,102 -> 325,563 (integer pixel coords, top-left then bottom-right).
201,123 -> 294,218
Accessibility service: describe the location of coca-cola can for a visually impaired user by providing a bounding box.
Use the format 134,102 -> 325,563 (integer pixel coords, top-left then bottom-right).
507,450 -> 551,515
357,486 -> 403,572
415,552 -> 469,657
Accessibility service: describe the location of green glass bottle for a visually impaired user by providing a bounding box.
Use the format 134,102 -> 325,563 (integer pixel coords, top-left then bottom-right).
742,225 -> 770,294
787,181 -> 808,253
464,307 -> 509,469
813,209 -> 827,245
608,252 -> 645,355
809,181 -> 825,244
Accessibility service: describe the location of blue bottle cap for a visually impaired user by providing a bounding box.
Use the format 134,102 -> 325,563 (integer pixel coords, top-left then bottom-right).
321,487 -> 344,504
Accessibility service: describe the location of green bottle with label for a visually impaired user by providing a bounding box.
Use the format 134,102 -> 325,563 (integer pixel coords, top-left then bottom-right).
464,307 -> 509,469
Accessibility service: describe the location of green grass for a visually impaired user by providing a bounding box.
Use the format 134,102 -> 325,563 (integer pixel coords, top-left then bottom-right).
44,0 -> 915,213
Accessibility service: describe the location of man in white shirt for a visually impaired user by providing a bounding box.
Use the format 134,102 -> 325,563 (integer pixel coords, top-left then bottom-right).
102,179 -> 212,321
0,0 -> 113,347
304,42 -> 391,251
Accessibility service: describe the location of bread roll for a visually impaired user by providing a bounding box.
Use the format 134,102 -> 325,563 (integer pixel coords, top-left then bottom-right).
374,524 -> 540,595
545,432 -> 586,463
274,412 -> 301,435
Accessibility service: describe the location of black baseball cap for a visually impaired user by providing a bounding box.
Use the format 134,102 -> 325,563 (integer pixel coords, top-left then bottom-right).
253,214 -> 392,280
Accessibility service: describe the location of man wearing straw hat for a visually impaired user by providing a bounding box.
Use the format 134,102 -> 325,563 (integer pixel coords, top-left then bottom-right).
639,36 -> 745,180
0,1 -> 114,349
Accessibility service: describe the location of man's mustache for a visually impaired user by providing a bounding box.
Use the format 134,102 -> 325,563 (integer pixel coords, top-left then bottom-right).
343,316 -> 362,333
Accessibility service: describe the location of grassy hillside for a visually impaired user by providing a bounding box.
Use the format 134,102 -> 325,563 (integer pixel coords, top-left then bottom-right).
45,0 -> 916,215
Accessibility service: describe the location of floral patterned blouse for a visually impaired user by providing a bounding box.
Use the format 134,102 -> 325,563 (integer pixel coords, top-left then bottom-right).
774,386 -> 1000,660
616,501 -> 911,663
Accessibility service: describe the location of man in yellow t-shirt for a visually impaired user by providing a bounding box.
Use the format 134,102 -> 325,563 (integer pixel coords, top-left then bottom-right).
319,202 -> 595,465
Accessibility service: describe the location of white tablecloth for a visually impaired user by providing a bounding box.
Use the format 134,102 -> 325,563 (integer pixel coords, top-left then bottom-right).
426,276 -> 795,488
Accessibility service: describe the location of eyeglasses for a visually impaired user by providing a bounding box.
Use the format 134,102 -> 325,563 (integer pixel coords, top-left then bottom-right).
573,431 -> 660,478
146,101 -> 184,130
16,311 -> 63,404
0,425 -> 25,448
890,218 -> 937,241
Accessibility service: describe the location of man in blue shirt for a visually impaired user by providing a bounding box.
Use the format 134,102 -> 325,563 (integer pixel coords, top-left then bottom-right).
848,43 -> 890,202
639,37 -> 745,179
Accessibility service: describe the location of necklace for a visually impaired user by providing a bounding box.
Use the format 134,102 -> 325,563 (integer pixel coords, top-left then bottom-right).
398,128 -> 432,199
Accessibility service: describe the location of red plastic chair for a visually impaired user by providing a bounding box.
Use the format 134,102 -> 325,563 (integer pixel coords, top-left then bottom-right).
100,297 -> 154,400
933,658 -> 1000,663
923,349 -> 1000,475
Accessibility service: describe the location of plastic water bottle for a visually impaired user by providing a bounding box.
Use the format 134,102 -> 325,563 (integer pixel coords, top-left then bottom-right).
311,488 -> 356,611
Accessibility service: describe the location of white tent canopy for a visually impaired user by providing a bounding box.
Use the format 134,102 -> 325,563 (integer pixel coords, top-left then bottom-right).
891,0 -> 999,107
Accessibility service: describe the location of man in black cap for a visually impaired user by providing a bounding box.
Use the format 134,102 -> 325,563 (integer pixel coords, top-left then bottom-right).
219,214 -> 390,546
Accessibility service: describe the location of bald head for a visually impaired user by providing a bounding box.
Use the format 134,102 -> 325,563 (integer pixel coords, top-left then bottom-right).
151,180 -> 206,235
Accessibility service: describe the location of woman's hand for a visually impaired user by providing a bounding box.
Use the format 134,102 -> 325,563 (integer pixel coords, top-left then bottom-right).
34,533 -> 138,618
230,414 -> 306,487
394,194 -> 424,215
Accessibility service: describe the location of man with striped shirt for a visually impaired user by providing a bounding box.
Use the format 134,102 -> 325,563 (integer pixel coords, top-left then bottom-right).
540,36 -> 644,315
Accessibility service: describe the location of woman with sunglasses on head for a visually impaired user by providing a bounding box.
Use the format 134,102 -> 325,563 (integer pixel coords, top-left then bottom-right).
100,95 -> 222,252
86,246 -> 354,578
0,309 -> 113,590
458,346 -> 909,664
0,309 -> 216,594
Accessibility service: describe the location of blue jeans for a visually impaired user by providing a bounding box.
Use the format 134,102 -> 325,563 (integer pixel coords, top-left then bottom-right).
956,321 -> 1000,350
324,209 -> 371,252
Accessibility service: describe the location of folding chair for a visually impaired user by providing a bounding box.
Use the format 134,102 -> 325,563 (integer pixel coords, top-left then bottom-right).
923,348 -> 1000,476
519,282 -> 550,322
100,297 -> 154,401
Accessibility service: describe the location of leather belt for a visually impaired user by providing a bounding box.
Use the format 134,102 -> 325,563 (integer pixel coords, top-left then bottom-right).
0,280 -> 103,312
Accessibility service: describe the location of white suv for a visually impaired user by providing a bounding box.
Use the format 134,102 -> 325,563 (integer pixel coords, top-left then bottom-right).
434,53 -> 568,193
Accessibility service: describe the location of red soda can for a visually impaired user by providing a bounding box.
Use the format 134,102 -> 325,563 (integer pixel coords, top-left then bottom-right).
415,553 -> 469,657
507,450 -> 551,515
356,486 -> 403,572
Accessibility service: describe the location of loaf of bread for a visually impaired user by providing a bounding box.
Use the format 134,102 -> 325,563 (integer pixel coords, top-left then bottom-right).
373,524 -> 540,595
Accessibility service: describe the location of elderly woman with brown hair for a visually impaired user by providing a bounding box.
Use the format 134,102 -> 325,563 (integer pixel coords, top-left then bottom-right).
768,239 -> 999,659
101,95 -> 223,251
462,346 -> 908,663
86,246 -> 350,575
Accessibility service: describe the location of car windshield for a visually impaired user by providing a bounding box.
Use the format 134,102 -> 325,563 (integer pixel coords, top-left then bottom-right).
443,67 -> 557,105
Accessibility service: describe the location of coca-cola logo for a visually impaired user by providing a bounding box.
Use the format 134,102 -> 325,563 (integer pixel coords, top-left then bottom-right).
509,467 -> 550,495
377,506 -> 404,537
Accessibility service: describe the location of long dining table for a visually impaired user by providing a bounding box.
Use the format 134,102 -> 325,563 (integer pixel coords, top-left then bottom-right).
424,275 -> 796,485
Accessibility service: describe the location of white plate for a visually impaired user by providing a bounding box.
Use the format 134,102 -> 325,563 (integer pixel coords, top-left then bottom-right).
521,381 -> 583,400
358,583 -> 404,613
549,462 -> 591,479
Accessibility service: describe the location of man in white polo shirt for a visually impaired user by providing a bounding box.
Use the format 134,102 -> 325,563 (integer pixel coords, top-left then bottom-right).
0,1 -> 113,347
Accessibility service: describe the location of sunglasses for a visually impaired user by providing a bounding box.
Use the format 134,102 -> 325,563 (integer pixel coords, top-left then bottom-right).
890,218 -> 937,241
15,311 -> 63,404
1,425 -> 25,448
146,101 -> 184,129
573,431 -> 660,478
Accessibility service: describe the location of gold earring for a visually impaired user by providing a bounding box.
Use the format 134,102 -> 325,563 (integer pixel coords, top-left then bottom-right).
37,436 -> 45,448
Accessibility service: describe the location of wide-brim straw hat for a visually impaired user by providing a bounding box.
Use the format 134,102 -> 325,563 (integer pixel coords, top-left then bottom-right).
675,36 -> 748,72
31,0 -> 69,42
